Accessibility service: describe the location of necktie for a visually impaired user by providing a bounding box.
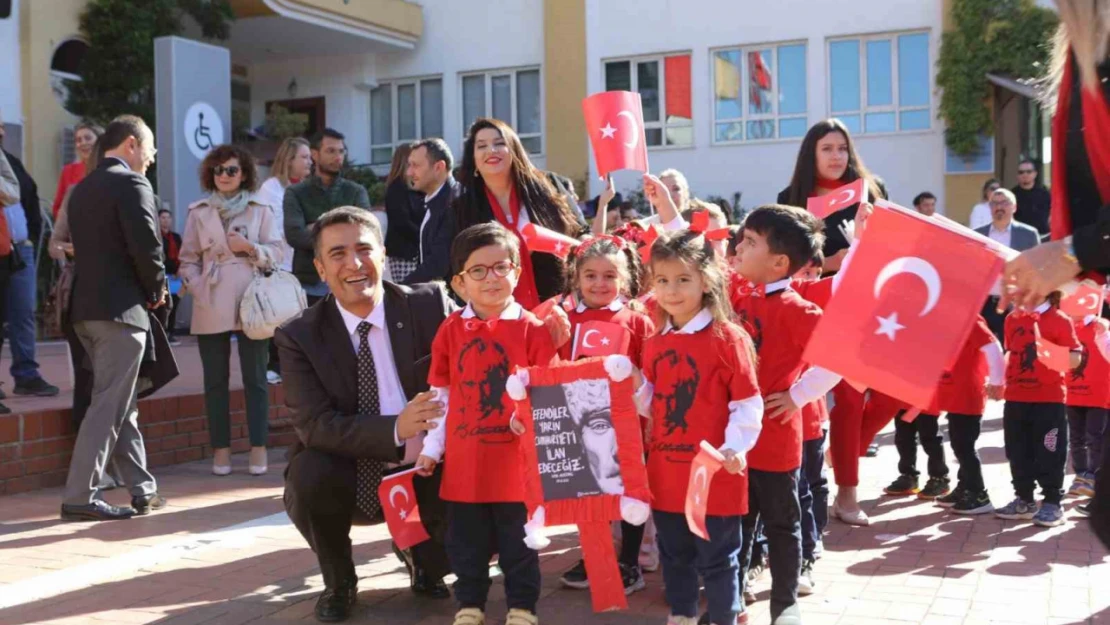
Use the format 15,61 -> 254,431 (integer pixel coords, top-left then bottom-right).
354,321 -> 384,520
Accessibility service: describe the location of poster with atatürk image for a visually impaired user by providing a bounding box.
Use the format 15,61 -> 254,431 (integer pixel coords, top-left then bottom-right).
530,378 -> 624,501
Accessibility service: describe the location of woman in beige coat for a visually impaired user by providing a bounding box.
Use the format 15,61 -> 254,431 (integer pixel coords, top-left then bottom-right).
179,144 -> 284,476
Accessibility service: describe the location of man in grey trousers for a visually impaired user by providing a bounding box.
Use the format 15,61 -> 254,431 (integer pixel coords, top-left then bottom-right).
61,115 -> 168,521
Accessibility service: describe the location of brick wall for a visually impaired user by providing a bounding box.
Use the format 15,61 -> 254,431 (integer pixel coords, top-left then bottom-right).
0,385 -> 297,495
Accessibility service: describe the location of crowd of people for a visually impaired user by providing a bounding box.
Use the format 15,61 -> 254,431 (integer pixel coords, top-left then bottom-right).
0,8 -> 1106,625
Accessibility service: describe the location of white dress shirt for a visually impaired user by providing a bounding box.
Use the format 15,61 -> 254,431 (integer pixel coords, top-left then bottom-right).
335,300 -> 408,448
987,222 -> 1015,297
418,180 -> 447,264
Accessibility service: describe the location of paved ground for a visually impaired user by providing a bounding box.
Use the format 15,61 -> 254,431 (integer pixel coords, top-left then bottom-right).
0,399 -> 1107,625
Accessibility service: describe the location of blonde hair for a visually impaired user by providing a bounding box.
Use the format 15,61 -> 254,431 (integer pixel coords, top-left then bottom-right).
684,198 -> 728,226
1044,1 -> 1110,113
270,137 -> 310,187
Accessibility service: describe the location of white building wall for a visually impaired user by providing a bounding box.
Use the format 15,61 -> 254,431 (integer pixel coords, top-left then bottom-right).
0,2 -> 22,149
585,0 -> 947,213
373,0 -> 546,169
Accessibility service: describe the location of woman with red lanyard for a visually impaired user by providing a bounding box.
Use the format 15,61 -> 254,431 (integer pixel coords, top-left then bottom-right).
777,119 -> 898,526
1000,1 -> 1110,546
452,118 -> 587,309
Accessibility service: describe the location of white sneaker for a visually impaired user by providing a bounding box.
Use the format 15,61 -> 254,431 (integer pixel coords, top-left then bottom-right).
266,370 -> 282,385
797,559 -> 815,596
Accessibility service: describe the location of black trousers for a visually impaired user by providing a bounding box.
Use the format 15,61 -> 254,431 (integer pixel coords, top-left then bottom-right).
1090,415 -> 1110,548
284,447 -> 450,589
947,413 -> 985,492
894,413 -> 948,478
739,469 -> 801,619
1003,401 -> 1068,505
445,501 -> 540,614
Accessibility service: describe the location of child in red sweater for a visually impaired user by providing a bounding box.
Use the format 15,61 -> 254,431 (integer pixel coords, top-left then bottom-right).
635,228 -> 762,625
732,206 -> 842,625
996,293 -> 1080,528
417,223 -> 558,625
541,235 -> 656,593
1065,314 -> 1110,498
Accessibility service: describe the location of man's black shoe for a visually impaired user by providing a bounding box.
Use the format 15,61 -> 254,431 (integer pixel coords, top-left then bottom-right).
411,569 -> 450,598
314,580 -> 357,622
14,377 -> 60,397
60,500 -> 135,521
132,493 -> 167,515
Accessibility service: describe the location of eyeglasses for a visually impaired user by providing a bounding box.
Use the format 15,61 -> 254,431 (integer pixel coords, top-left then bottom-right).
213,165 -> 241,177
1018,169 -> 1035,174
459,261 -> 516,281
989,200 -> 1012,207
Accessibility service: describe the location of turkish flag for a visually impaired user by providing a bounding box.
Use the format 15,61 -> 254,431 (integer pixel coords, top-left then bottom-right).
571,321 -> 631,360
1037,337 -> 1072,373
1061,281 -> 1105,319
803,201 -> 1004,407
377,468 -> 430,550
684,442 -> 725,541
582,91 -> 649,177
520,223 -> 580,259
806,178 -> 867,220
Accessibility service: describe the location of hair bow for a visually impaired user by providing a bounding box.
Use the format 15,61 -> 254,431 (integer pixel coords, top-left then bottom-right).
688,210 -> 732,241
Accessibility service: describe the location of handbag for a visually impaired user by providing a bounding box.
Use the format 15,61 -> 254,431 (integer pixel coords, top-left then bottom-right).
52,262 -> 76,334
239,269 -> 307,340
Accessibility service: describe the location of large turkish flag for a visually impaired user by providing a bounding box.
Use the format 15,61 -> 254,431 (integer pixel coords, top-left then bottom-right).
803,201 -> 1005,407
582,91 -> 649,177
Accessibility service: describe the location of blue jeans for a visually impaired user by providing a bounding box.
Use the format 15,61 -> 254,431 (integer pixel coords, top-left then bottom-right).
7,243 -> 40,382
799,432 -> 829,561
653,510 -> 742,625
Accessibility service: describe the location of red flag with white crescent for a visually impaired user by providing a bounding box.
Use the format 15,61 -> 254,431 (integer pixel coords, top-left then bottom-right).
377,468 -> 431,550
583,91 -> 649,177
684,442 -> 725,541
571,321 -> 631,360
806,178 -> 867,220
1061,281 -> 1105,319
520,223 -> 580,259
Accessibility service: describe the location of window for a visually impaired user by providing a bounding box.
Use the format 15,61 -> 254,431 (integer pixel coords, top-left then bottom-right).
604,52 -> 693,148
828,32 -> 931,134
459,67 -> 542,154
50,38 -> 89,114
712,42 -> 806,143
369,77 -> 444,165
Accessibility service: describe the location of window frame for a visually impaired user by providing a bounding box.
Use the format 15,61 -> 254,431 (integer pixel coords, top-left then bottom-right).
709,40 -> 808,145
826,30 -> 932,136
457,65 -> 544,155
369,74 -> 444,166
601,51 -> 694,150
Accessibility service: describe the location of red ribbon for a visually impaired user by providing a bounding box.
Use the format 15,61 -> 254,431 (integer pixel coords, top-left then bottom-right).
485,186 -> 541,310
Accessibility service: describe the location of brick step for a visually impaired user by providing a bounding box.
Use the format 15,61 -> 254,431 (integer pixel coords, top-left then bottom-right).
0,384 -> 295,495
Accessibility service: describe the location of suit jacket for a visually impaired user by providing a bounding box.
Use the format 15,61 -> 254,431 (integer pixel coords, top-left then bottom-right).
383,178 -> 424,260
404,176 -> 461,285
68,158 -> 165,330
974,220 -> 1040,253
275,281 -> 457,464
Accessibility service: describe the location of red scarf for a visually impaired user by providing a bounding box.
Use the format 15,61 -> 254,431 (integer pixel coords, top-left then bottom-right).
814,176 -> 843,192
484,185 -> 541,310
162,229 -> 179,263
1050,50 -> 1110,242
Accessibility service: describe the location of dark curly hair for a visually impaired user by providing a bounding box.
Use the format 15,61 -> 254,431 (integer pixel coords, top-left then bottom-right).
199,144 -> 259,193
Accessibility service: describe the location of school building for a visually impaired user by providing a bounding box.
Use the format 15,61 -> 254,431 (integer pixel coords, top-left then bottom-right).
0,0 -> 1057,223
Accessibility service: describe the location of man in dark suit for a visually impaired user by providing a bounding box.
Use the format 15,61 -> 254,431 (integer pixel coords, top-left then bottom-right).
62,115 -> 167,521
276,206 -> 452,622
401,138 -> 459,285
976,188 -> 1041,341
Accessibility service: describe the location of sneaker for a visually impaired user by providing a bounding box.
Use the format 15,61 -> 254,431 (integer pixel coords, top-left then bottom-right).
697,612 -> 748,625
266,370 -> 282,385
1076,502 -> 1092,517
994,497 -> 1038,520
1033,502 -> 1065,527
865,442 -> 880,457
747,557 -> 767,583
883,474 -> 920,496
797,559 -> 815,596
667,616 -> 698,625
638,545 -> 660,572
1074,476 -> 1096,498
167,335 -> 182,346
14,377 -> 60,397
452,608 -> 485,625
918,476 -> 952,500
560,559 -> 589,589
620,563 -> 645,595
936,485 -> 966,508
1067,475 -> 1089,497
812,537 -> 824,560
952,490 -> 993,515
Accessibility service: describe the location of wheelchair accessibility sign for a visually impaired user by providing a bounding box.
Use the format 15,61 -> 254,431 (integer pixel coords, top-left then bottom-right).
184,101 -> 224,160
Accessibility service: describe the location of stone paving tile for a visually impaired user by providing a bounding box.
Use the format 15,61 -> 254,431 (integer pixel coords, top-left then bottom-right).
2,402 -> 1110,624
